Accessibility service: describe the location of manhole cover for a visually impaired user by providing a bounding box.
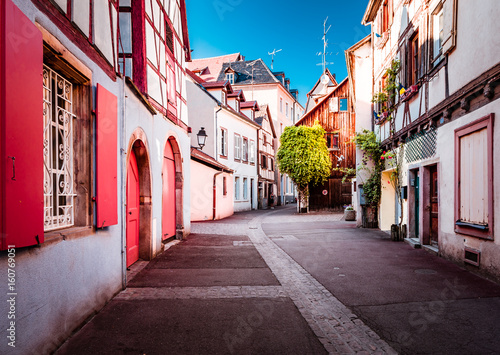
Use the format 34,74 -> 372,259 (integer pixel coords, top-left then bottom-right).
414,269 -> 437,275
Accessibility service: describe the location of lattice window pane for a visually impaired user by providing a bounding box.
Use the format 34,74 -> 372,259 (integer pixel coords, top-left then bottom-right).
43,65 -> 75,231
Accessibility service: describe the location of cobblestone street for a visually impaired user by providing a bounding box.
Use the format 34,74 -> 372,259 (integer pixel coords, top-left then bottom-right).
56,206 -> 500,354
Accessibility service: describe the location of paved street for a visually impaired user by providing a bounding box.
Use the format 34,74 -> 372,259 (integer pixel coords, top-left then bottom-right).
56,206 -> 500,354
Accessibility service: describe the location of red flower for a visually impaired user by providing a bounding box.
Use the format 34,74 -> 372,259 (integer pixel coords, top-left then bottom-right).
381,156 -> 385,160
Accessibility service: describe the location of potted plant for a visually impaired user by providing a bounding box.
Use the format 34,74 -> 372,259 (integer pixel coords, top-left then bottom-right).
344,204 -> 356,221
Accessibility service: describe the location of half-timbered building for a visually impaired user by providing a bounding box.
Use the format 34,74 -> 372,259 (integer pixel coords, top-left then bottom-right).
296,76 -> 356,211
0,0 -> 191,353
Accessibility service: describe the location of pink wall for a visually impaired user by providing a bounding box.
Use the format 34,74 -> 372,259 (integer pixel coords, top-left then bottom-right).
190,160 -> 233,221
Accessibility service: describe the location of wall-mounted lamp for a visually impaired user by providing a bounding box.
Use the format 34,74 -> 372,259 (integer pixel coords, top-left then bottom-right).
197,127 -> 207,150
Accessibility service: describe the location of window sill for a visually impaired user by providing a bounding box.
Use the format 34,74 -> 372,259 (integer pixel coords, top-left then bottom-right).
455,221 -> 493,240
219,155 -> 228,160
44,226 -> 94,246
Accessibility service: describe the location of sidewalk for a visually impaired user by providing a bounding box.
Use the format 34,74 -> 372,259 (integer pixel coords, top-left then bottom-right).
55,206 -> 500,354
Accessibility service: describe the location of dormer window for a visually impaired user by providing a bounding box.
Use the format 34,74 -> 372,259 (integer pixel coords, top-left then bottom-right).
235,99 -> 240,112
250,110 -> 254,120
225,68 -> 236,85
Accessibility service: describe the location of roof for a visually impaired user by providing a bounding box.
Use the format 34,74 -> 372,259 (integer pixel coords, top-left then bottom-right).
217,59 -> 280,85
228,89 -> 245,101
362,0 -> 383,25
306,68 -> 338,96
201,80 -> 233,93
241,100 -> 259,111
187,53 -> 244,82
185,68 -> 206,84
254,104 -> 276,138
296,77 -> 349,126
191,147 -> 233,173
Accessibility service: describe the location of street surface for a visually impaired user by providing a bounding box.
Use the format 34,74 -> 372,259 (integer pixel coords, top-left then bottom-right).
56,205 -> 500,354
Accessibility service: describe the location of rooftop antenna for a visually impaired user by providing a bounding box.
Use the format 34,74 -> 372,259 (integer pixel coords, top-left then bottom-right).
316,17 -> 333,84
268,48 -> 282,70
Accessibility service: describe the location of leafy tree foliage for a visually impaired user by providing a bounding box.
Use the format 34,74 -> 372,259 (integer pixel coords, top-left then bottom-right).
276,123 -> 331,200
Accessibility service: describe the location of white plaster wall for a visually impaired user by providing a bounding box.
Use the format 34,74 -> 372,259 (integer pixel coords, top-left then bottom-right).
448,0 -> 500,95
1,2 -> 124,354
72,1 -> 90,37
436,100 -> 500,278
217,110 -> 259,212
124,85 -> 192,248
94,0 -> 114,66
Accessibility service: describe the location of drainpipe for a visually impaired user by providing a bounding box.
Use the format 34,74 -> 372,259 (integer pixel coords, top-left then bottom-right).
120,78 -> 127,290
213,170 -> 223,220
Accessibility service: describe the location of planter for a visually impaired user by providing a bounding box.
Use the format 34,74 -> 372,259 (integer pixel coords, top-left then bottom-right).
344,209 -> 356,221
401,85 -> 419,102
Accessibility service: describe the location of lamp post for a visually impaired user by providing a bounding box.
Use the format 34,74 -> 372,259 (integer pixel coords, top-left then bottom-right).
197,127 -> 207,150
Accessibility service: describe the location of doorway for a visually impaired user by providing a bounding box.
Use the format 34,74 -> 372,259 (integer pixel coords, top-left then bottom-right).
126,150 -> 140,267
414,171 -> 420,239
162,140 -> 176,241
429,165 -> 438,247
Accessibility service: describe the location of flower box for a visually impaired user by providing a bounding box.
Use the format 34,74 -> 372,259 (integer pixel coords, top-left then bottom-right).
401,85 -> 419,102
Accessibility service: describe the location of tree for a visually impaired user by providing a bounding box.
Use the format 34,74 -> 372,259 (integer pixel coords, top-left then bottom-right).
276,122 -> 331,213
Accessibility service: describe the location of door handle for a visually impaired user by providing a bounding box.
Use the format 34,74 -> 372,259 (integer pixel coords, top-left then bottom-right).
8,156 -> 15,180
128,211 -> 132,215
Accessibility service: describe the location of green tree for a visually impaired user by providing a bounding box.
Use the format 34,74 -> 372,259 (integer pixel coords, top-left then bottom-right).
276,122 -> 331,212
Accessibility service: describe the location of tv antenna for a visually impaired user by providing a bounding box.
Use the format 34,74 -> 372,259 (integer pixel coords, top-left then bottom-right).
268,48 -> 282,70
316,17 -> 333,75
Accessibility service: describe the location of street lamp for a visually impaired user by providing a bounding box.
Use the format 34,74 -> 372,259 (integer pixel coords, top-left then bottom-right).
197,127 -> 207,150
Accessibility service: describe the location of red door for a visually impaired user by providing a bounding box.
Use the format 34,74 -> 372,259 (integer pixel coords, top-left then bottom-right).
126,150 -> 140,267
429,166 -> 438,247
162,141 -> 176,240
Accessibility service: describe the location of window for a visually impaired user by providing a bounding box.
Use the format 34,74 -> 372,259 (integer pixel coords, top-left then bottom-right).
235,99 -> 240,112
234,134 -> 241,160
221,90 -> 226,106
326,132 -> 340,150
269,158 -> 274,171
249,140 -> 255,163
431,6 -> 444,63
261,155 -> 268,169
43,65 -> 76,231
408,32 -> 420,85
380,0 -> 393,34
339,98 -> 348,112
454,114 -> 494,239
234,177 -> 240,200
223,176 -> 227,196
286,103 -> 289,117
225,72 -> 235,84
280,98 -> 283,112
118,5 -> 133,78
220,127 -> 228,157
242,137 -> 248,162
243,178 -> 248,200
263,133 -> 267,145
250,110 -> 254,120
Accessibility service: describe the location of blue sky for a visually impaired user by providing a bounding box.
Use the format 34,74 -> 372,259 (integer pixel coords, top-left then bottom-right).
185,0 -> 371,107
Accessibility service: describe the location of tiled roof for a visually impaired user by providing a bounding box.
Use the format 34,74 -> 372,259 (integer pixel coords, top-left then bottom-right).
201,80 -> 233,93
217,59 -> 280,85
240,100 -> 260,111
186,68 -> 206,84
187,53 -> 244,82
191,147 -> 233,172
228,89 -> 245,101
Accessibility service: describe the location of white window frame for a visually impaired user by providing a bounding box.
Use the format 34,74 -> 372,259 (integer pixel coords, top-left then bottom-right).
221,90 -> 226,105
234,133 -> 241,160
220,127 -> 228,157
225,72 -> 234,84
280,97 -> 283,112
234,176 -> 240,200
286,102 -> 289,117
431,5 -> 444,63
249,140 -> 255,163
242,137 -> 248,162
243,177 -> 248,200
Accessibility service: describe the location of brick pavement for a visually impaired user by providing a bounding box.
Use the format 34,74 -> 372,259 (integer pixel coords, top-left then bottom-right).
192,208 -> 397,354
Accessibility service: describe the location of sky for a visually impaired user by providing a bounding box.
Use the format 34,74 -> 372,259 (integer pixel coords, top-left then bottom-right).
185,0 -> 372,107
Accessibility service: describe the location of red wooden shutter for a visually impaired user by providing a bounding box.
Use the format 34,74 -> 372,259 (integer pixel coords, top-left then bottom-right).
96,84 -> 118,228
0,0 -> 44,250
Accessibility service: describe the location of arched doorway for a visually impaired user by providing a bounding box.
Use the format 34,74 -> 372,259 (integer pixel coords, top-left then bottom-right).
126,131 -> 152,267
162,140 -> 176,240
126,150 -> 140,267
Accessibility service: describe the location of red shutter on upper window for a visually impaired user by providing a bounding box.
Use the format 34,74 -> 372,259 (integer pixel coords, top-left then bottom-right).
0,0 -> 44,250
96,84 -> 118,228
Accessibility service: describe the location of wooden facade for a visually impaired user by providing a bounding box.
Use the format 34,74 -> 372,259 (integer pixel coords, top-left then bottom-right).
296,78 -> 356,210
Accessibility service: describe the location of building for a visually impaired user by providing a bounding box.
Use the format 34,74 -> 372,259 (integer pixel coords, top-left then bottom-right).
216,59 -> 305,205
186,72 -> 260,212
304,68 -> 338,114
345,35 -> 373,226
255,105 -> 278,209
0,0 -> 191,353
361,0 -> 500,280
190,147 -> 233,221
296,75 -> 356,211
